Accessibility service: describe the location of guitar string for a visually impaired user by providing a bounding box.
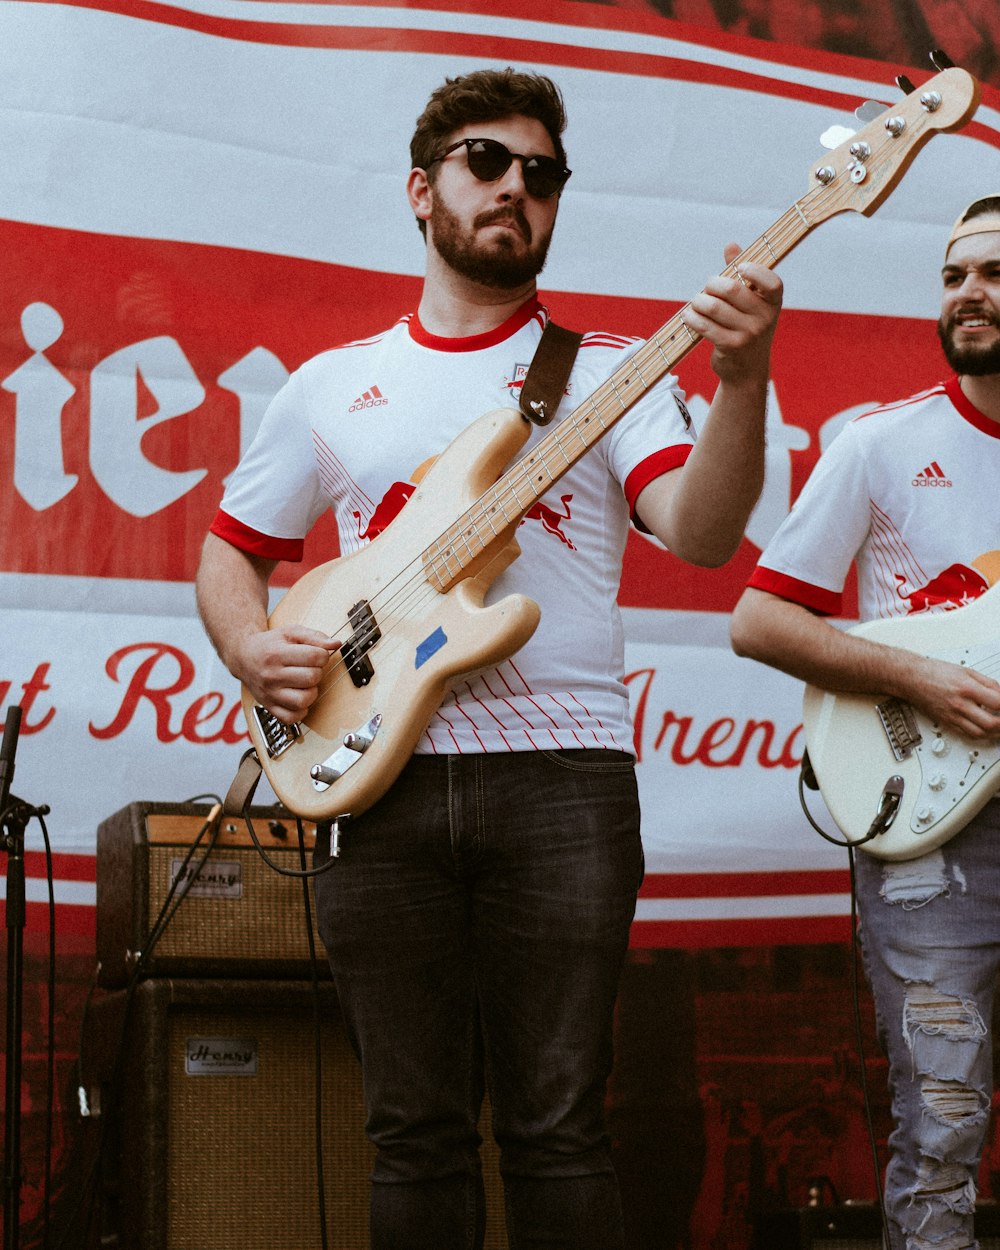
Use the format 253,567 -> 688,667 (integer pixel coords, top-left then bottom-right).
292,121 -> 938,727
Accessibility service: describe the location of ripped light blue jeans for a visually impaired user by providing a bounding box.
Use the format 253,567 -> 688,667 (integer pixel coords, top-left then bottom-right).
855,798 -> 1000,1250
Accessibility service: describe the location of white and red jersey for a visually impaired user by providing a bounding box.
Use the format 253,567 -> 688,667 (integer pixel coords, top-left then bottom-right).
749,376 -> 1000,621
212,296 -> 695,755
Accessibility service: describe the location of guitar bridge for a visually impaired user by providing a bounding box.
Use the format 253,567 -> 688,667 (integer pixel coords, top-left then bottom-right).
876,698 -> 922,761
252,706 -> 302,759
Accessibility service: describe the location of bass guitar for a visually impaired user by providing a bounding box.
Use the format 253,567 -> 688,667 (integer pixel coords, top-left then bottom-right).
244,65 -> 981,823
802,582 -> 1000,861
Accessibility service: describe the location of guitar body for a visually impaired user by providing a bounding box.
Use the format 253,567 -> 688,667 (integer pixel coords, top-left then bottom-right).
242,407 -> 542,821
802,583 -> 1000,860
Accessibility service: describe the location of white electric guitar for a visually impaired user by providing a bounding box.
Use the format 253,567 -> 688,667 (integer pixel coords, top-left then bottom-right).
802,582 -> 1000,861
244,65 -> 980,823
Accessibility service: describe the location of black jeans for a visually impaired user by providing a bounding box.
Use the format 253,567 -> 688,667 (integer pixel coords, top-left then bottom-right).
313,748 -> 644,1249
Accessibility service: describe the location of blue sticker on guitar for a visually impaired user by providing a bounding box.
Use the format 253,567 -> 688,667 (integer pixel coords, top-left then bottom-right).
415,626 -> 447,668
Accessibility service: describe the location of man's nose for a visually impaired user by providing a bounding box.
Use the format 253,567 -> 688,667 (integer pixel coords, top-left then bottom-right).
494,157 -> 528,200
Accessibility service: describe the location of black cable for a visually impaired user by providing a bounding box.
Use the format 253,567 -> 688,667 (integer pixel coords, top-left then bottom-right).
799,769 -> 891,1241
240,805 -> 340,879
846,845 -> 892,1248
797,766 -> 882,851
296,820 -> 330,1250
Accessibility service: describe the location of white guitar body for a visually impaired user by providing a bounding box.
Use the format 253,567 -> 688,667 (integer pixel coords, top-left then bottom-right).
244,407 -> 542,821
802,583 -> 1000,860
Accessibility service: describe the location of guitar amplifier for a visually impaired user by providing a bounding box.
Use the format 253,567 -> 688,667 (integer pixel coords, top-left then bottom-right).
78,977 -> 508,1250
96,800 -> 329,987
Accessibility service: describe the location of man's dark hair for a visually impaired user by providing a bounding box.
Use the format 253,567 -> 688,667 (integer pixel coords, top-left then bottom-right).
409,67 -> 568,236
961,195 -> 1000,223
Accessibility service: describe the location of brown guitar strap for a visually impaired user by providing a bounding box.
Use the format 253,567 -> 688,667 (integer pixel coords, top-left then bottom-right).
223,747 -> 263,816
518,319 -> 583,426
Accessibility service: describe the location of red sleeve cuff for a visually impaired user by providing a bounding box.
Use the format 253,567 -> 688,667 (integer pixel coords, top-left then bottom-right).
624,445 -> 693,533
209,510 -> 304,563
747,565 -> 842,616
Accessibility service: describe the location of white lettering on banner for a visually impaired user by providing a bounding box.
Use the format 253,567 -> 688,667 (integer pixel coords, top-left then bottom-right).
2,303 -> 290,515
3,304 -> 78,511
90,337 -> 208,516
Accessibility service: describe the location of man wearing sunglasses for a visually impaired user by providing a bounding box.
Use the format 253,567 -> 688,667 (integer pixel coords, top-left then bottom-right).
197,66 -> 781,1249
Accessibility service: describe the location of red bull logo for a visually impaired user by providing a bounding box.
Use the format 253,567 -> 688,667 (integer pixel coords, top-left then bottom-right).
354,480 -> 414,542
521,494 -> 576,550
897,563 -> 989,614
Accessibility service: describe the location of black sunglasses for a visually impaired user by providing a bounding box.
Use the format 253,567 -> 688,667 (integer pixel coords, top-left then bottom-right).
427,137 -> 571,199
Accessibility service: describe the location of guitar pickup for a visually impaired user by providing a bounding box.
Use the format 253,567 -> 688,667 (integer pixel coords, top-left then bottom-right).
340,600 -> 382,688
252,706 -> 302,759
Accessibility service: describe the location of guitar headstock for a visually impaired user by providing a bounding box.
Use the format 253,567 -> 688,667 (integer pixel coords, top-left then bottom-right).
804,66 -> 980,224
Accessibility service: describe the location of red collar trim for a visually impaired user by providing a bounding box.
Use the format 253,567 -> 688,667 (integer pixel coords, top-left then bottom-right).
946,375 -> 1000,438
408,296 -> 543,351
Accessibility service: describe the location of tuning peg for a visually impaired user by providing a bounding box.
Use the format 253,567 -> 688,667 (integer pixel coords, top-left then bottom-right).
896,74 -> 916,95
929,48 -> 955,70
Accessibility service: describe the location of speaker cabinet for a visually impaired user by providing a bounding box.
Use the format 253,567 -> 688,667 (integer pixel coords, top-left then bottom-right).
82,977 -> 508,1250
753,1202 -> 1000,1249
96,801 -> 327,986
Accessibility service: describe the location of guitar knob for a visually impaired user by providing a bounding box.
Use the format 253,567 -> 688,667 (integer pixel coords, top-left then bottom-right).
311,763 -> 341,784
915,806 -> 936,826
931,737 -> 949,756
928,773 -> 947,791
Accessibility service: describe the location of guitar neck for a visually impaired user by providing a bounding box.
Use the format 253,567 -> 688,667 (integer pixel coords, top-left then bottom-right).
426,196 -> 815,584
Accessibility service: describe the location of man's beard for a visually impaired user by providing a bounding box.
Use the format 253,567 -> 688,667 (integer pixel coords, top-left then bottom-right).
430,196 -> 553,290
937,310 -> 1000,375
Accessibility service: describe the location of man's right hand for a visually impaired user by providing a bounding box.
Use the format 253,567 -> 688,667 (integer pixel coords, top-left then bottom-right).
236,624 -> 342,725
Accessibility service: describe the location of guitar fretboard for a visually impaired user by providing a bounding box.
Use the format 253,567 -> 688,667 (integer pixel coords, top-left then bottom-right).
423,202 -> 815,589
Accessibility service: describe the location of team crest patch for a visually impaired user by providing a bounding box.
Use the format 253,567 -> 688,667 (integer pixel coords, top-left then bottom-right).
506,362 -> 530,395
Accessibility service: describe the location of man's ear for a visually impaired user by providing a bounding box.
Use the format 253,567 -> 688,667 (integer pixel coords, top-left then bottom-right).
407,168 -> 433,227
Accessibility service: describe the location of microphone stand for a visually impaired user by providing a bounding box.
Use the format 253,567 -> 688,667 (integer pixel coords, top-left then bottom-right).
1,706 -> 49,1250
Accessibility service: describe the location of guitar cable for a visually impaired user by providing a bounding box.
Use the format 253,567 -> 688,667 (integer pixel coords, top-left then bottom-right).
798,751 -> 898,850
798,759 -> 892,1249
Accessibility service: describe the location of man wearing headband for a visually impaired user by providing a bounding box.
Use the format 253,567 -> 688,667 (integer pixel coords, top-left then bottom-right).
731,196 -> 1000,1250
197,67 -> 781,1249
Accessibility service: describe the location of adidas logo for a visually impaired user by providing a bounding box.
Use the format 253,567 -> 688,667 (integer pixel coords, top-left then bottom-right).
912,461 -> 952,488
349,385 -> 388,412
